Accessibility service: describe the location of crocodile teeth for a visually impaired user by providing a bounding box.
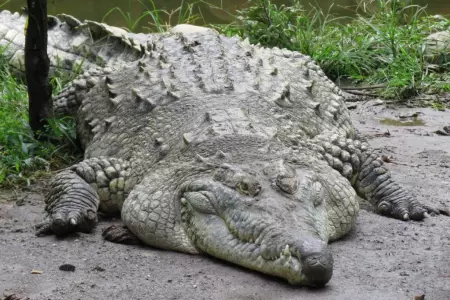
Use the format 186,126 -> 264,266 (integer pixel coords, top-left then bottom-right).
181,197 -> 187,205
278,253 -> 292,266
283,244 -> 291,257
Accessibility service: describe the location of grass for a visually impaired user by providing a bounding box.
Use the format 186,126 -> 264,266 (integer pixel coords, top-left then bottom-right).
218,0 -> 450,99
0,51 -> 81,188
102,0 -> 203,32
101,0 -> 449,99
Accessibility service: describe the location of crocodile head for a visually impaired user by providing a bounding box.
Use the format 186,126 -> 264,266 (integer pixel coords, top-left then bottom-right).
178,159 -> 351,286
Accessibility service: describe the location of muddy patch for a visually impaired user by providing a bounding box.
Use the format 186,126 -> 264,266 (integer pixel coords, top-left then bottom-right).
379,117 -> 425,126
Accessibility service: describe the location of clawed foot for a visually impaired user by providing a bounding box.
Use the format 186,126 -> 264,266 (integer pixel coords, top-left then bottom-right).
35,169 -> 100,236
102,225 -> 141,245
377,200 -> 440,221
35,209 -> 97,236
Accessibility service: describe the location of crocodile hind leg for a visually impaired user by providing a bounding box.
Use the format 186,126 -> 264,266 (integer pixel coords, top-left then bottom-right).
36,157 -> 131,236
309,134 -> 437,221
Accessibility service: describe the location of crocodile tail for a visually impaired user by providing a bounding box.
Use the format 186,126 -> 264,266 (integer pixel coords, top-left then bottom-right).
0,10 -> 149,75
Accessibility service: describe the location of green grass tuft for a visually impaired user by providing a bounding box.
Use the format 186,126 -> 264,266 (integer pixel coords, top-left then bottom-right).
218,0 -> 450,100
0,51 -> 81,187
102,0 -> 202,33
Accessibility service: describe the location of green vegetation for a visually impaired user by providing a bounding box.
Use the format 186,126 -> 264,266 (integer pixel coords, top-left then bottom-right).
102,0 -> 450,99
0,53 -> 80,187
220,0 -> 450,99
102,0 -> 202,32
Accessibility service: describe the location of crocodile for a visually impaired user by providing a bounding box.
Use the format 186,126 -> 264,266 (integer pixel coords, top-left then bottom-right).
17,13 -> 435,286
0,10 -> 147,73
0,9 -> 151,115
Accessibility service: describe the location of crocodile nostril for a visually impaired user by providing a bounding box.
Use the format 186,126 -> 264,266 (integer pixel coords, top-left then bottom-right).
236,178 -> 261,196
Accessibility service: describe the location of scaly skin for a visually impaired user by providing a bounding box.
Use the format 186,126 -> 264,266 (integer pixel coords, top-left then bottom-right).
34,20 -> 434,286
0,10 -> 147,73
0,10 -> 148,115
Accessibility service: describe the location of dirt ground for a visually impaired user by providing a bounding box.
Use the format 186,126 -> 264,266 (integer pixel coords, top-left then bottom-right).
1,101 -> 449,300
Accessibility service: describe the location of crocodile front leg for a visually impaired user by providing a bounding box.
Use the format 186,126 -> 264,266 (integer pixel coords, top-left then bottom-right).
309,134 -> 435,221
36,157 -> 131,236
352,148 -> 429,220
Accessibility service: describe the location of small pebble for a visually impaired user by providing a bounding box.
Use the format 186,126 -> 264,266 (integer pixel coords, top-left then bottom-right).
59,264 -> 76,272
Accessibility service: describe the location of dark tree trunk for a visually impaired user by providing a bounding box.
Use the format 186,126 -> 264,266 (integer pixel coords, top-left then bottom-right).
25,0 -> 52,134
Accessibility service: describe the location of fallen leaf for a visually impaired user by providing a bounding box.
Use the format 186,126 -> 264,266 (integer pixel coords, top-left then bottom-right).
31,269 -> 42,274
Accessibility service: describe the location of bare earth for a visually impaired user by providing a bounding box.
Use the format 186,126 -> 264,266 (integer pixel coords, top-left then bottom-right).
1,101 -> 449,300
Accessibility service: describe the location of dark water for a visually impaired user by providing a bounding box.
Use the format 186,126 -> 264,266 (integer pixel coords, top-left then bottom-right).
2,0 -> 449,32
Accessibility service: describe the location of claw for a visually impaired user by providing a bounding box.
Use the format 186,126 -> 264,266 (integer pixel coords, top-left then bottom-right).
69,218 -> 77,226
423,212 -> 429,218
377,201 -> 391,215
402,213 -> 409,221
35,221 -> 52,236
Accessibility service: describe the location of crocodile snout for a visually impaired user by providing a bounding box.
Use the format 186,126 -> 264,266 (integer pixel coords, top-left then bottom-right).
302,251 -> 334,286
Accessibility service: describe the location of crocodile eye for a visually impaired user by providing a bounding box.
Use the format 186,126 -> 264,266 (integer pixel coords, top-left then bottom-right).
276,175 -> 298,195
237,181 -> 248,194
236,180 -> 261,197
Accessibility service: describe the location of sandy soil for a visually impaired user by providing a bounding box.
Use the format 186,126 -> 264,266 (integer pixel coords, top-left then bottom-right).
1,101 -> 449,300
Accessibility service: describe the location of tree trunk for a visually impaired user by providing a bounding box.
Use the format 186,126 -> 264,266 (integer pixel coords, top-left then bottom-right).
25,0 -> 52,134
